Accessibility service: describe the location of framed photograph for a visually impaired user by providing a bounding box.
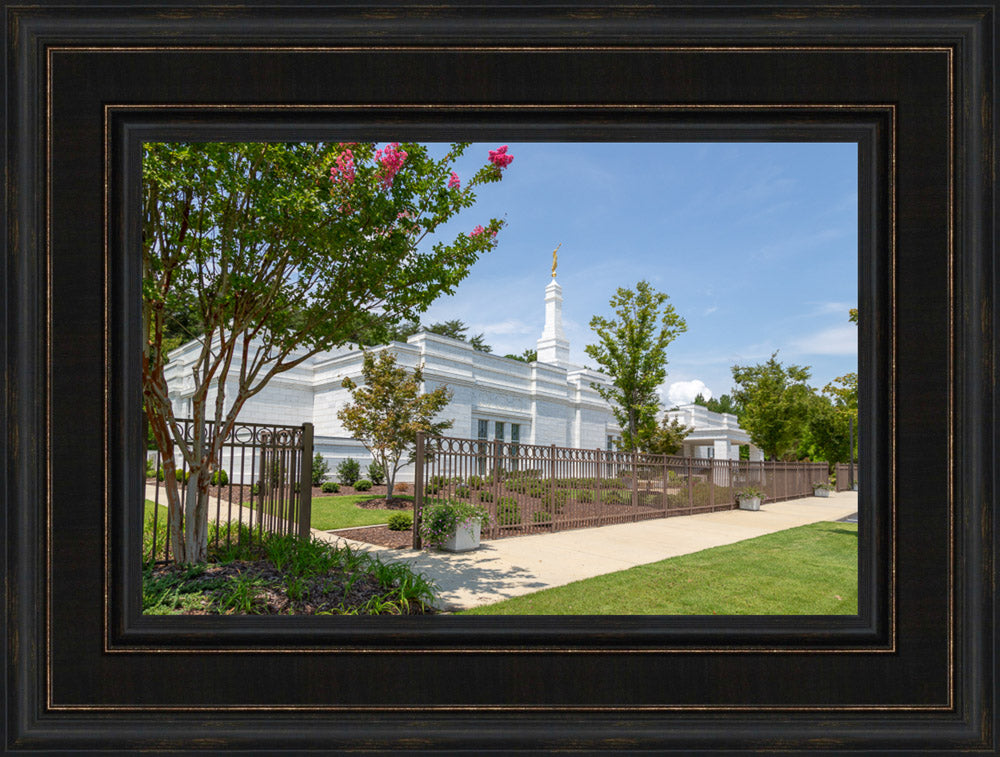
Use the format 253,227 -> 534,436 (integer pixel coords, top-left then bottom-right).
4,1 -> 995,752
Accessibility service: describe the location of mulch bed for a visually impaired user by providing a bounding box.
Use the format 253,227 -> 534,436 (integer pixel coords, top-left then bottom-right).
147,559 -> 435,615
332,525 -> 416,550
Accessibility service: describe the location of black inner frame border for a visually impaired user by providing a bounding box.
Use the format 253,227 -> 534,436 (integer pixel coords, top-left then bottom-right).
102,105 -> 893,656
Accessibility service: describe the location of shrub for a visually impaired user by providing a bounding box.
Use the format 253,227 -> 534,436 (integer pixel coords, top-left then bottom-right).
478,490 -> 493,503
395,482 -> 410,493
251,483 -> 260,495
175,468 -> 190,483
429,474 -> 449,489
145,456 -> 156,478
454,485 -> 471,499
210,469 -> 229,486
418,500 -> 490,547
321,481 -> 339,493
496,497 -> 520,526
533,510 -> 552,524
354,479 -> 372,492
387,512 -> 413,531
337,458 -> 361,486
466,475 -> 484,490
425,483 -> 440,495
639,491 -> 661,507
601,489 -> 626,505
156,466 -> 165,482
311,452 -> 330,486
576,488 -> 594,503
367,461 -> 385,486
527,483 -> 551,499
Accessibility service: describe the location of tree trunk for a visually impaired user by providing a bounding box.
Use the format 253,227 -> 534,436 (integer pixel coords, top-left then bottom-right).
162,458 -> 184,562
183,466 -> 209,563
384,453 -> 396,499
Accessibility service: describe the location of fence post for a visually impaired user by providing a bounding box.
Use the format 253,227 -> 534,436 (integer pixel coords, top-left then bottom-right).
687,456 -> 693,512
596,447 -> 602,506
298,423 -> 313,539
493,439 -> 501,508
709,458 -> 715,509
631,452 -> 638,513
662,456 -> 669,515
413,432 -> 425,549
549,444 -> 557,521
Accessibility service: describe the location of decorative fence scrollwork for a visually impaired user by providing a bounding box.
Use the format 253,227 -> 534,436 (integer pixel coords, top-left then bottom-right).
144,419 -> 313,564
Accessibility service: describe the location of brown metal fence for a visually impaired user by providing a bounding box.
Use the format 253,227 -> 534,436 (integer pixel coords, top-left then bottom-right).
413,433 -> 830,545
835,462 -> 857,491
143,419 -> 313,563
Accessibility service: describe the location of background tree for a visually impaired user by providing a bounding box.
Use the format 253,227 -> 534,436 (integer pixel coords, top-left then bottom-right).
338,351 -> 453,500
504,348 -> 538,363
143,141 -> 512,562
584,280 -> 687,451
692,392 -> 743,417
361,317 -> 492,352
802,394 -> 851,465
730,352 -> 814,460
639,416 -> 693,455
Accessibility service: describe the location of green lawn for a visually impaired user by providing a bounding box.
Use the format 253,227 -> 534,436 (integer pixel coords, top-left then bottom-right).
308,494 -> 413,530
145,495 -> 410,531
458,521 -> 858,615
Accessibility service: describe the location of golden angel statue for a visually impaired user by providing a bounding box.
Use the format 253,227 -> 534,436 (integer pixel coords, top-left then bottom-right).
552,243 -> 561,278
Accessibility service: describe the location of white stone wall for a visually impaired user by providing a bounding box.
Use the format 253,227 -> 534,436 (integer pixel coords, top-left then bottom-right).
160,334 -> 753,473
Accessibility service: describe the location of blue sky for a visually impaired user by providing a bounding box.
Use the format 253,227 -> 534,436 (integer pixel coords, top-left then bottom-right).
417,142 -> 858,406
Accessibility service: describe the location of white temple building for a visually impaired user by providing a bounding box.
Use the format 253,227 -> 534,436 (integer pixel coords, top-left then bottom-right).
164,265 -> 760,481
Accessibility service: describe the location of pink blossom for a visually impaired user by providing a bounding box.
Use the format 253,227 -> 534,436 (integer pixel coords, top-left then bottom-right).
448,172 -> 461,189
469,225 -> 498,239
488,144 -> 514,169
329,148 -> 356,185
375,142 -> 408,188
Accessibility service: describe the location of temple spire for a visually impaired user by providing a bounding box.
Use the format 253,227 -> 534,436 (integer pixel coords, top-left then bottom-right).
537,246 -> 571,367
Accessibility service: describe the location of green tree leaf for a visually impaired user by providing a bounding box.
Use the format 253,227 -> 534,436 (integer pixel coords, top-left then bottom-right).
584,280 -> 687,452
338,351 -> 454,499
142,141 -> 512,561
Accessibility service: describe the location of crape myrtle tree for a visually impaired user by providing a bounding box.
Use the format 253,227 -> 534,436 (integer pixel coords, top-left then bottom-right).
143,141 -> 513,563
338,351 -> 453,501
584,280 -> 688,452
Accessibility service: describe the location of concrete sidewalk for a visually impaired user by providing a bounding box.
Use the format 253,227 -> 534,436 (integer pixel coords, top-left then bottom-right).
317,490 -> 860,611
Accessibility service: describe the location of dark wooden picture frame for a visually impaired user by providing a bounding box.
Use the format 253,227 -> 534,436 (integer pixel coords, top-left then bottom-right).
3,2 -> 995,753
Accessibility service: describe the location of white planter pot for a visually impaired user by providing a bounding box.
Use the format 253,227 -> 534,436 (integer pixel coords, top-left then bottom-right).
738,496 -> 761,511
813,487 -> 831,498
440,521 -> 481,552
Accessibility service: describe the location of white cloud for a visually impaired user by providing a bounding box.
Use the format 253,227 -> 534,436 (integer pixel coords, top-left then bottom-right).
807,301 -> 855,317
666,379 -> 713,407
473,318 -> 535,337
754,227 -> 848,262
788,325 -> 858,356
